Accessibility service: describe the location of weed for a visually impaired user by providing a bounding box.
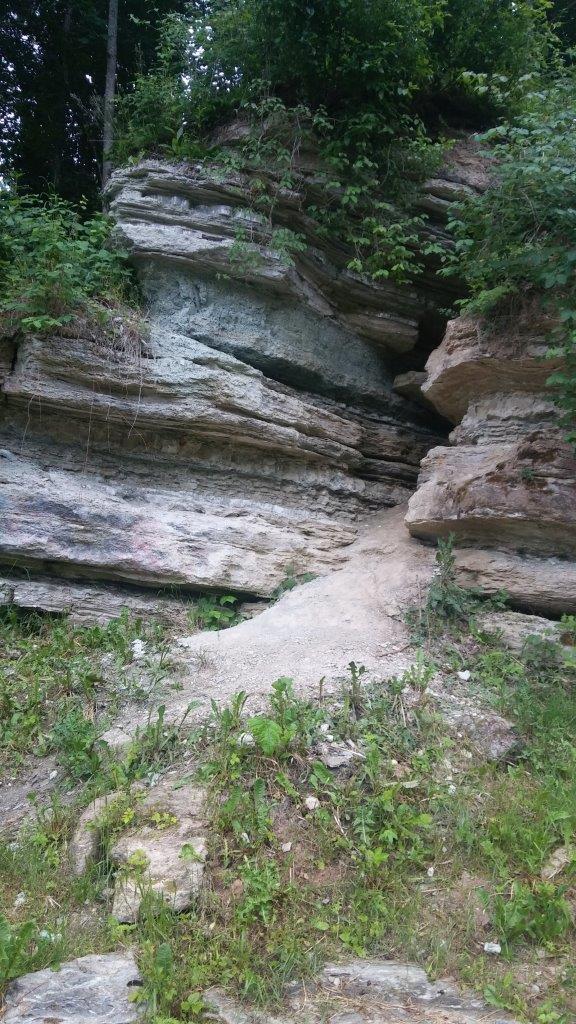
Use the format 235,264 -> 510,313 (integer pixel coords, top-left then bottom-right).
187,595 -> 240,632
488,880 -> 573,950
0,916 -> 58,985
270,566 -> 316,602
0,608 -> 164,777
407,535 -> 507,639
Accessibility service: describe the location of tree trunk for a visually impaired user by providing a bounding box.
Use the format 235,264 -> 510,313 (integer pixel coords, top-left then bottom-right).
102,0 -> 119,185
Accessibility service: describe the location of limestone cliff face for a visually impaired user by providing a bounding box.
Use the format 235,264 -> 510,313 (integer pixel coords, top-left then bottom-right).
0,154 -> 470,604
406,315 -> 576,613
4,147 -> 569,616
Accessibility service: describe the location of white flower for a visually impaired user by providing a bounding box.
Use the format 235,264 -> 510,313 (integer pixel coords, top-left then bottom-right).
131,638 -> 147,661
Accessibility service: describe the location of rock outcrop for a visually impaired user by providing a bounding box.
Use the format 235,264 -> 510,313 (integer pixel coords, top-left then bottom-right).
0,150 -> 475,602
205,957 -> 522,1023
406,315 -> 576,614
2,953 -> 143,1024
2,142 -> 570,616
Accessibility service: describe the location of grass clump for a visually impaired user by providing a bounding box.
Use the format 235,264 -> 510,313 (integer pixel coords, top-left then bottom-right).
0,607 -> 166,778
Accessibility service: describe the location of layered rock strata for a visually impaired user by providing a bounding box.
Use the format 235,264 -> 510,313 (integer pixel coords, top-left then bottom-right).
406,316 -> 576,613
0,149 -> 479,601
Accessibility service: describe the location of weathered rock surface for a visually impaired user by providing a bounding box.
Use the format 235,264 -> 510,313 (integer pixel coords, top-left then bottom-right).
68,777 -> 207,923
406,316 -> 576,613
0,148 -> 470,606
204,956 -> 521,1023
0,574 -> 194,626
2,952 -> 143,1024
110,778 -> 206,922
476,610 -> 573,652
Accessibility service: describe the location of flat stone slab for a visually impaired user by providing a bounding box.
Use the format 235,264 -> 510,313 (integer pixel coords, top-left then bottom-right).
2,952 -> 143,1024
204,957 -> 523,1023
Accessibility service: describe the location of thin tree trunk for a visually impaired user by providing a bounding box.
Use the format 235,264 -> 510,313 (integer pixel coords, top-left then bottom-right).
102,0 -> 119,185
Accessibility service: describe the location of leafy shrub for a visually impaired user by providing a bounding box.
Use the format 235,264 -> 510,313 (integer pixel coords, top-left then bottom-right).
0,191 -> 134,337
444,70 -> 576,440
187,594 -> 240,632
112,1 -> 557,291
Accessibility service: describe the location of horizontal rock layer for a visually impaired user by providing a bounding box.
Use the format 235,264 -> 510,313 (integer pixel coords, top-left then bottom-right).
406,316 -> 576,613
0,152 -> 464,600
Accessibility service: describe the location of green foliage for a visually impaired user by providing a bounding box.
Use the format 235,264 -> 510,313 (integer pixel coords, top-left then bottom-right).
187,594 -> 240,632
489,880 -> 573,949
409,534 -> 507,637
0,191 -> 135,337
0,914 -> 66,985
235,859 -> 287,926
444,69 -> 576,440
49,706 -> 105,783
430,0 -> 553,117
111,0 -> 560,291
270,565 -> 316,602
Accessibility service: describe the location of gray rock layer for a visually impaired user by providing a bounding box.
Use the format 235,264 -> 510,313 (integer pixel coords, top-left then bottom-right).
2,953 -> 142,1024
0,152 -> 460,602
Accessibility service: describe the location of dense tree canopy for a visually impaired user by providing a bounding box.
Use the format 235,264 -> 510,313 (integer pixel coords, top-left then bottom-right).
0,1 -> 188,201
1,0 -> 569,201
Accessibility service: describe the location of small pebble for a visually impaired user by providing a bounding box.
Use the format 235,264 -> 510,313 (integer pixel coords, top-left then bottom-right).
458,670 -> 471,681
281,842 -> 292,853
304,795 -> 320,811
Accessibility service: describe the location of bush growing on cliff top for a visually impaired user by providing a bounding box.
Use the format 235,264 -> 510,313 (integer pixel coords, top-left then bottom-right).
0,191 -> 134,337
111,1 -> 558,289
444,69 -> 576,440
115,0 -> 555,154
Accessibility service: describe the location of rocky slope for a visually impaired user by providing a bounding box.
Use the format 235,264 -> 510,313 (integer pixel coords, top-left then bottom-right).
0,148 -> 479,607
405,314 -> 576,614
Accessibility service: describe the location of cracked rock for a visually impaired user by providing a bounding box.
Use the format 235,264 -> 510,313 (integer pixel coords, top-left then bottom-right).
2,952 -> 143,1024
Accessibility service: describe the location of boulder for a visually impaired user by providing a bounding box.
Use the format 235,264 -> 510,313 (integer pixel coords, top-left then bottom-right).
109,778 -> 207,923
203,955 -> 522,1023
